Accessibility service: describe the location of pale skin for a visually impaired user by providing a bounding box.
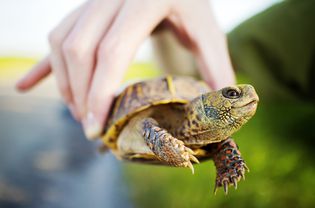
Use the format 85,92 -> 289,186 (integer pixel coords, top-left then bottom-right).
15,0 -> 235,139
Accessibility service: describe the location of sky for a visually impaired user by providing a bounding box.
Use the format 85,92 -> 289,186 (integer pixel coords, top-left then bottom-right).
0,0 -> 280,60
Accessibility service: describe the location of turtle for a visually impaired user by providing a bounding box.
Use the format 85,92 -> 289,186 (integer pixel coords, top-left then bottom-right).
101,76 -> 259,194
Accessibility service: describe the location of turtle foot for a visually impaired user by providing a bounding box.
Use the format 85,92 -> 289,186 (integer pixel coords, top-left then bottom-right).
163,136 -> 200,174
213,138 -> 248,195
142,118 -> 199,173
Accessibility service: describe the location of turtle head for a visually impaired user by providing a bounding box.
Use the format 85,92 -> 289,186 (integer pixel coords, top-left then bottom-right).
185,84 -> 259,142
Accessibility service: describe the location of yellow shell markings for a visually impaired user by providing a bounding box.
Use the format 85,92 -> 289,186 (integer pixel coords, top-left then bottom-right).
166,75 -> 176,96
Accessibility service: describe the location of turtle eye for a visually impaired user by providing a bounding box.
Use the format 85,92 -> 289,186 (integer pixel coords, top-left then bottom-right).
222,88 -> 241,99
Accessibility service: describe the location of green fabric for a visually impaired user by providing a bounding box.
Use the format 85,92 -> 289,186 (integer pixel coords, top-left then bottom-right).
228,0 -> 315,102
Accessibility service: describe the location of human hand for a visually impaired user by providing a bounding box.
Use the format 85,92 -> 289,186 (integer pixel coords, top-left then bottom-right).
16,0 -> 235,140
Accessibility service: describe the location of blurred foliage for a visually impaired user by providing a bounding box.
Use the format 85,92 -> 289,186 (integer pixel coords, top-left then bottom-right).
0,57 -> 37,81
0,57 -> 161,83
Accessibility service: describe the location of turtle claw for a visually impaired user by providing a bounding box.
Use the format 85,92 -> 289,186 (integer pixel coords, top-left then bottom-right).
213,184 -> 218,195
240,170 -> 246,180
165,141 -> 198,173
223,180 -> 229,195
214,161 -> 248,195
182,147 -> 199,174
186,161 -> 195,174
232,177 -> 238,189
244,164 -> 250,172
213,176 -> 238,195
213,160 -> 248,194
189,154 -> 200,164
186,147 -> 196,155
168,141 -> 199,172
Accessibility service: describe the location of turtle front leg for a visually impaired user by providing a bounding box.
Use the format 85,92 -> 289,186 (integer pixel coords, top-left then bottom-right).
141,118 -> 199,173
212,138 -> 249,195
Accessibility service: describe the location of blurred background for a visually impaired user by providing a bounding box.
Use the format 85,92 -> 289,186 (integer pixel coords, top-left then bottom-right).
1,0 -> 315,207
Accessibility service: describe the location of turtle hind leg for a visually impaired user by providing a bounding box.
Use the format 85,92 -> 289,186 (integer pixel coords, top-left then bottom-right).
141,118 -> 199,173
212,138 -> 249,195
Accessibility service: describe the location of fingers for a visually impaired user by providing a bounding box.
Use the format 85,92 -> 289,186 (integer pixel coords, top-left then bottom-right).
15,56 -> 51,92
62,0 -> 123,119
172,0 -> 235,90
195,30 -> 236,90
194,3 -> 236,89
48,2 -> 86,115
83,0 -> 170,139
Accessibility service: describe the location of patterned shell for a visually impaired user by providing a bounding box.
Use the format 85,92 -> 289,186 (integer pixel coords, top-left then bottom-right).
102,76 -> 210,149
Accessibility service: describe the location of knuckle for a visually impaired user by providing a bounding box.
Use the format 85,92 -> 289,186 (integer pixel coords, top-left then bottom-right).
48,30 -> 63,49
97,36 -> 120,60
62,38 -> 89,61
62,40 -> 78,57
62,37 -> 92,64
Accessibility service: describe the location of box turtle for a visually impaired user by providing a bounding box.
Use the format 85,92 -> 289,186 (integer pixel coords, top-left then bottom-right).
101,76 -> 259,194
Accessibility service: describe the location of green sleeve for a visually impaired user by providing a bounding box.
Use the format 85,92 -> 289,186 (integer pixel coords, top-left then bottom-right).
228,0 -> 315,101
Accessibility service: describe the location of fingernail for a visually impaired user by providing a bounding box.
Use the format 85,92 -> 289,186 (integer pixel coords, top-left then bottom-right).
83,112 -> 102,140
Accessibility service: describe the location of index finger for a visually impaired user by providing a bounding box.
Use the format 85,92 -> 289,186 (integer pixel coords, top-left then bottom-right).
15,56 -> 51,92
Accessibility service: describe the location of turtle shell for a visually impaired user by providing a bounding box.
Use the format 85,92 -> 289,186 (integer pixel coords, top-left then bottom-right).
102,76 -> 210,150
